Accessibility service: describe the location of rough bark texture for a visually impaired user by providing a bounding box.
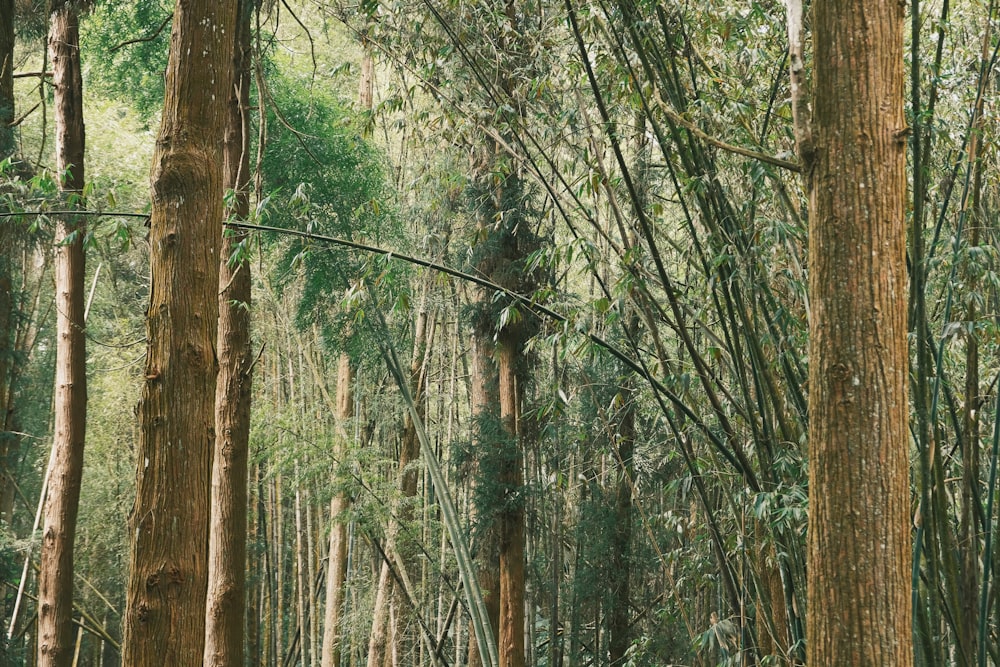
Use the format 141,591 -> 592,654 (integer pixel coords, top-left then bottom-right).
497,341 -> 525,667
122,2 -> 237,665
36,4 -> 86,665
203,1 -> 253,664
806,0 -> 911,664
466,334 -> 501,667
321,353 -> 353,667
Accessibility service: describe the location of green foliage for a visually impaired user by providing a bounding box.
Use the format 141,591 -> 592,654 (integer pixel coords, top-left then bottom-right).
81,0 -> 172,118
262,71 -> 403,356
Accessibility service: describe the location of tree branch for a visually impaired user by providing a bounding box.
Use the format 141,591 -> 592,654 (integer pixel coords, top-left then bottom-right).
109,13 -> 172,53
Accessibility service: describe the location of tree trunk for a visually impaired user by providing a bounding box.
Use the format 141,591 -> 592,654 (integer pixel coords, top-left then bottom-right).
466,334 -> 500,667
204,1 -> 253,663
122,2 -> 237,665
37,4 -> 86,664
806,0 -> 911,664
607,381 -> 634,667
0,2 -> 14,521
322,352 -> 353,667
367,301 -> 433,667
957,25 -> 992,665
496,341 -> 525,667
295,464 -> 312,667
0,0 -> 13,158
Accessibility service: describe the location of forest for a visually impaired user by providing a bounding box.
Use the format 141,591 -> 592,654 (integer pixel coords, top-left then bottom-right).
0,0 -> 995,665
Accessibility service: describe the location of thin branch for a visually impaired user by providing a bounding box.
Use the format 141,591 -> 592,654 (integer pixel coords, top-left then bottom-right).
227,219 -> 745,474
109,13 -> 173,53
0,210 -> 149,219
652,93 -> 801,172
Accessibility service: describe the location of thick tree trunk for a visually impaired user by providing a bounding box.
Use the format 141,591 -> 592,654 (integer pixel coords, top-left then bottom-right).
466,335 -> 501,667
806,0 -> 911,664
321,353 -> 353,667
37,4 -> 86,665
496,341 -> 525,667
203,2 -> 253,663
122,2 -> 237,665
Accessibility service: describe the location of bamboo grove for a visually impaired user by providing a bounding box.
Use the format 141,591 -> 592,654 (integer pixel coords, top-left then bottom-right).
0,0 -> 997,665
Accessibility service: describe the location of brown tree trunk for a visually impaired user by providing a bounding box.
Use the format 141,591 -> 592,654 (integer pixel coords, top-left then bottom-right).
122,2 -> 237,665
806,0 -> 911,664
37,4 -> 87,664
204,1 -> 253,663
497,341 -> 524,667
466,335 -> 501,667
321,352 -> 353,667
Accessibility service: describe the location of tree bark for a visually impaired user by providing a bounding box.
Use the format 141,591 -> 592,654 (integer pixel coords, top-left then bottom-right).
321,352 -> 353,667
806,0 -> 911,664
122,2 -> 237,665
466,334 -> 501,667
496,341 -> 525,667
37,4 -> 87,664
203,2 -> 253,663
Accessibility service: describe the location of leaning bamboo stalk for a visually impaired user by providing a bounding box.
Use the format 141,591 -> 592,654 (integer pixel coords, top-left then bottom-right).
375,315 -> 499,667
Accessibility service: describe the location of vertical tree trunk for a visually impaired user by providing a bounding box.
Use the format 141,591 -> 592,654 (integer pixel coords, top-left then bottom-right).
322,352 -> 353,667
295,465 -> 312,667
607,381 -> 634,667
306,489 -> 320,665
0,0 -> 15,522
806,0 -> 911,664
466,335 -> 500,667
122,2 -> 237,664
204,1 -> 253,663
496,341 -> 525,667
0,0 -> 13,158
957,25 -> 992,665
368,301 -> 433,667
37,4 -> 86,664
276,473 -> 286,661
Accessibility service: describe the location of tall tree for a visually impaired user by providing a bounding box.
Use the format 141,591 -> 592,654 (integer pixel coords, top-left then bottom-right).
36,2 -> 87,664
122,1 -> 237,665
805,0 -> 912,664
0,0 -> 17,529
204,0 -> 254,663
466,334 -> 501,667
320,352 -> 352,667
606,376 -> 635,667
367,295 -> 434,667
0,0 -> 13,159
